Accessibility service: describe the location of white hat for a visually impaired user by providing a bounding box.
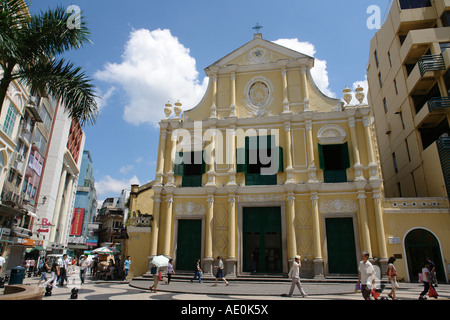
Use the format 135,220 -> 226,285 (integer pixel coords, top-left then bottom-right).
295,255 -> 301,260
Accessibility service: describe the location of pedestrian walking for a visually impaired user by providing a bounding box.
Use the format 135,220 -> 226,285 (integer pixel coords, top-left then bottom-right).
37,258 -> 50,286
213,256 -> 229,286
166,259 -> 174,284
357,251 -> 376,300
287,255 -> 307,297
123,256 -> 131,281
386,256 -> 398,300
149,263 -> 159,293
25,259 -> 31,274
43,260 -> 60,288
58,254 -> 69,286
191,259 -> 202,283
419,261 -> 438,299
426,257 -> 438,287
79,254 -> 90,284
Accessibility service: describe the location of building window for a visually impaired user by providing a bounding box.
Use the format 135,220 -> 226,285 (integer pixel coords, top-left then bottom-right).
383,98 -> 388,113
236,135 -> 283,186
318,142 -> 351,183
3,103 -> 18,138
397,182 -> 402,197
394,79 -> 398,95
33,129 -> 47,156
39,105 -> 52,130
388,51 -> 392,67
374,50 -> 379,68
174,150 -> 206,187
378,72 -> 383,88
8,170 -> 14,183
15,175 -> 21,187
399,0 -> 432,10
393,152 -> 399,173
400,111 -> 405,129
405,139 -> 411,162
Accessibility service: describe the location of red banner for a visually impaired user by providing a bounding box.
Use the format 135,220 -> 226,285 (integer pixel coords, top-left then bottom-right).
70,208 -> 85,236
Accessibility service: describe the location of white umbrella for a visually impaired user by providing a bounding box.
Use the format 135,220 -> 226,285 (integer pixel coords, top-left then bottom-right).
151,255 -> 169,267
93,247 -> 116,254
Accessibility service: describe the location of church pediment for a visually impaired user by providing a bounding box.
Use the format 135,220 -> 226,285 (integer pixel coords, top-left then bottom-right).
205,35 -> 314,75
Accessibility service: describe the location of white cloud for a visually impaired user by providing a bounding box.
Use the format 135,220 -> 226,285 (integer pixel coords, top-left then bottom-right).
95,86 -> 116,111
95,28 -> 208,127
135,156 -> 144,164
273,38 -> 335,98
119,164 -> 134,174
95,175 -> 140,197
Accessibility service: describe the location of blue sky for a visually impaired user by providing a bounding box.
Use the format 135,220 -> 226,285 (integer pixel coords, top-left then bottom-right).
29,0 -> 391,204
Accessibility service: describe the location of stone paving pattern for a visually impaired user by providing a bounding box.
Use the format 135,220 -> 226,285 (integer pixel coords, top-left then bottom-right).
2,265 -> 449,301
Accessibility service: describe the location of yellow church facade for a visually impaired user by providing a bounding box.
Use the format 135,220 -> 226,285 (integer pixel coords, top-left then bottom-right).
127,33 -> 450,282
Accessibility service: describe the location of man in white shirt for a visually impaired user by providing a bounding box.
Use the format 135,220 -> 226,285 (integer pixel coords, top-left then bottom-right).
287,255 -> 307,297
79,254 -> 90,284
58,254 -> 69,286
357,251 -> 376,300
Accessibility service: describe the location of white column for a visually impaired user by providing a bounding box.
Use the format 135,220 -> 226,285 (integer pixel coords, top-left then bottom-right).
229,72 -> 236,117
282,67 -> 290,112
49,165 -> 68,243
57,175 -> 75,245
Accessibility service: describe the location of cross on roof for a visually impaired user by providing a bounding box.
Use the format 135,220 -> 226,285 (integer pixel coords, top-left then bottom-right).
252,23 -> 263,34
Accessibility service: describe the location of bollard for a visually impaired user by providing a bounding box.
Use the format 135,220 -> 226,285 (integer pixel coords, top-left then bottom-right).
70,287 -> 78,299
44,285 -> 53,296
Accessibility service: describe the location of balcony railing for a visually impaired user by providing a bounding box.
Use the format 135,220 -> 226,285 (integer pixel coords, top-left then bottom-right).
418,54 -> 446,76
428,97 -> 450,112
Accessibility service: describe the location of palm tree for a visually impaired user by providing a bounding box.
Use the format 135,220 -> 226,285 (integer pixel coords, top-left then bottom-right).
0,0 -> 98,126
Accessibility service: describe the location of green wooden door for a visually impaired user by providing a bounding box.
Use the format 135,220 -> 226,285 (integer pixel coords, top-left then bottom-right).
243,207 -> 282,273
325,218 -> 357,274
176,219 -> 202,271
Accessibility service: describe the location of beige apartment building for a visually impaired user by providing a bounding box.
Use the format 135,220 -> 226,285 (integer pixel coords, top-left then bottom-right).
367,0 -> 450,198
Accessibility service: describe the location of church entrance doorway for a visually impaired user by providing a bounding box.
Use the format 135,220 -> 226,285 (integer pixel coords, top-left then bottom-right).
242,207 -> 282,273
176,219 -> 202,271
325,217 -> 358,275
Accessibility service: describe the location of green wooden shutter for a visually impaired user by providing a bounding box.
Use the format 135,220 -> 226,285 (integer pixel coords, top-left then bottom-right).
201,150 -> 206,174
341,142 -> 351,169
182,174 -> 202,187
245,173 -> 256,186
318,144 -> 325,169
277,146 -> 284,173
236,148 -> 247,173
174,152 -> 184,176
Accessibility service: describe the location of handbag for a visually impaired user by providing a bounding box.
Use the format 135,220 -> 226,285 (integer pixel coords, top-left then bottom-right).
371,289 -> 380,300
150,266 -> 157,275
428,286 -> 438,298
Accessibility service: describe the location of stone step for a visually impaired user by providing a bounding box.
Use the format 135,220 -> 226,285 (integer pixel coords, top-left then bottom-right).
135,272 -> 361,283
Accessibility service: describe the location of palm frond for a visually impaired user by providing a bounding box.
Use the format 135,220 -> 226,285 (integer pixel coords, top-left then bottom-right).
26,5 -> 91,58
0,0 -> 30,64
19,58 -> 98,126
